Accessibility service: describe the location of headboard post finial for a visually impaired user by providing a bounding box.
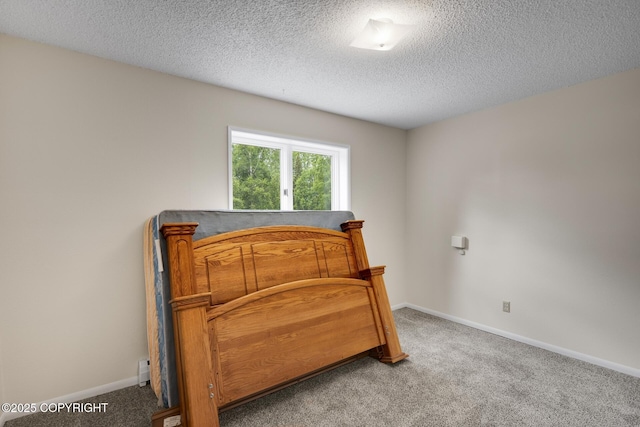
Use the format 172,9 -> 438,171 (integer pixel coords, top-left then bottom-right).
340,219 -> 364,231
160,222 -> 198,238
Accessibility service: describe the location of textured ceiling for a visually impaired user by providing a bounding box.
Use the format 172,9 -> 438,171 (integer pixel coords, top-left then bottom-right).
1,0 -> 640,129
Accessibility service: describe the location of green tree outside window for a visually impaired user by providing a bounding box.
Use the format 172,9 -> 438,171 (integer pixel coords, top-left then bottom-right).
232,145 -> 332,210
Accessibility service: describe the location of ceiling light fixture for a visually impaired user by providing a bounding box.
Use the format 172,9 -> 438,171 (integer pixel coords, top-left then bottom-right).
350,18 -> 414,51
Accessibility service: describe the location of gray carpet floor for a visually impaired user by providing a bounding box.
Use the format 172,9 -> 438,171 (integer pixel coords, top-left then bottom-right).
6,308 -> 640,426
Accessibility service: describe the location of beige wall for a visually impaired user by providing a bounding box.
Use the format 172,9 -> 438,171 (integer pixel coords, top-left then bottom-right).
0,34 -> 407,404
406,68 -> 640,370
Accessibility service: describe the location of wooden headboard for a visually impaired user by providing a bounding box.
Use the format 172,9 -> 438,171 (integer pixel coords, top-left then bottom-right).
193,225 -> 360,304
158,219 -> 407,427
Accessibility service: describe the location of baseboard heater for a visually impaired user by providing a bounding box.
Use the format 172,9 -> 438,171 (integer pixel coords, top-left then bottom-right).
138,359 -> 150,387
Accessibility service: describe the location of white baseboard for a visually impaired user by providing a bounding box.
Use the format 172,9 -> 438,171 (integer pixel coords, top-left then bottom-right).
0,376 -> 139,426
392,302 -> 640,379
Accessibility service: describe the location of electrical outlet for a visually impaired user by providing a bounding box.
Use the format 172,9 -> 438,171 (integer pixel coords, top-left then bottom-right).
503,301 -> 510,313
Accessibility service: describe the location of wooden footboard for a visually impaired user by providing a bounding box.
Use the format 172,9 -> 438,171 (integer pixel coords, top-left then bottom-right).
160,220 -> 407,427
209,278 -> 383,407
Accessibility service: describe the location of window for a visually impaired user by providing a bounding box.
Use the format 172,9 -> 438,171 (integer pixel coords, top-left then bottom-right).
229,128 -> 349,210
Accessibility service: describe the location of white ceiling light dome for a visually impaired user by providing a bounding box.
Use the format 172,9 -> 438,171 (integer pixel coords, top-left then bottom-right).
350,18 -> 415,51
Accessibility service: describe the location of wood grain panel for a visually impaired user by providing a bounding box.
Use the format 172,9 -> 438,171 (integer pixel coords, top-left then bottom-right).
202,246 -> 249,305
251,240 -> 321,289
321,241 -> 355,277
208,280 -> 381,405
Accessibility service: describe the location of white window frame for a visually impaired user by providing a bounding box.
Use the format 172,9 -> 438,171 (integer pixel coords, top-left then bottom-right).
228,127 -> 350,211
